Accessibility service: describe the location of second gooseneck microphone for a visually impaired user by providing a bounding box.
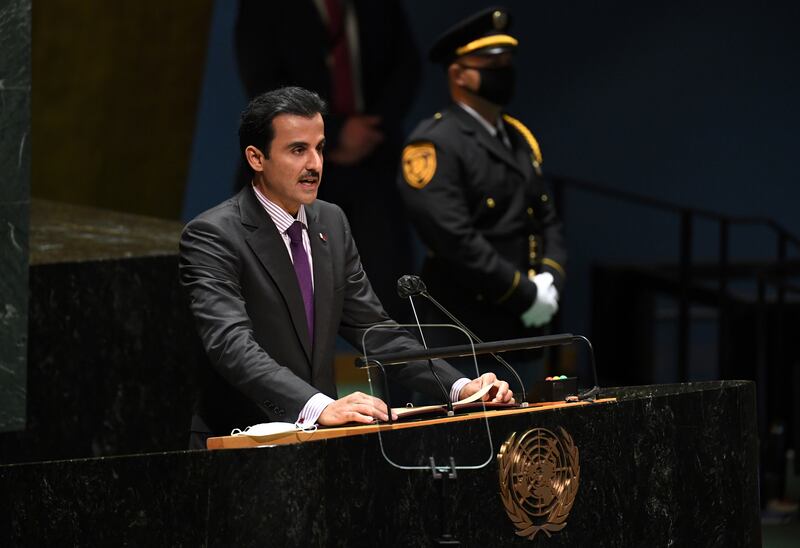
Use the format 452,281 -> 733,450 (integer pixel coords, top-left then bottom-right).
396,275 -> 528,404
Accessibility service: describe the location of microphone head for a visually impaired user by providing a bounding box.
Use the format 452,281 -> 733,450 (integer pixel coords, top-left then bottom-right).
397,275 -> 427,299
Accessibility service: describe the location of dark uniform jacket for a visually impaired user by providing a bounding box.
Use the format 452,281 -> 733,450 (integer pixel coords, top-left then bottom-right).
398,104 -> 566,342
179,187 -> 464,439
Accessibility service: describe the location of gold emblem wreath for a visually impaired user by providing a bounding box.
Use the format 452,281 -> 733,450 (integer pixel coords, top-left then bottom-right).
497,427 -> 580,540
401,142 -> 437,189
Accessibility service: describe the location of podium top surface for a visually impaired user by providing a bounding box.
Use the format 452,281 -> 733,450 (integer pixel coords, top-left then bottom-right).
206,397 -> 617,450
205,380 -> 755,451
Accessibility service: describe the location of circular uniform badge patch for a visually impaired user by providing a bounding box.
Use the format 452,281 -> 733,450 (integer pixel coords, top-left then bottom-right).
402,142 -> 437,189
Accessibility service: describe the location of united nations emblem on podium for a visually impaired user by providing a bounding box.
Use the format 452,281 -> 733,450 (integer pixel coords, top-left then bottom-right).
497,427 -> 580,539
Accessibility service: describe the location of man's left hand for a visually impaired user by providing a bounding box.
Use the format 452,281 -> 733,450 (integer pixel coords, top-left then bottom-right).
458,372 -> 514,404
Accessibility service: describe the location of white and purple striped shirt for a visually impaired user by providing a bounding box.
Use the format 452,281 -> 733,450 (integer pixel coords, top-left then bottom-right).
252,185 -> 315,288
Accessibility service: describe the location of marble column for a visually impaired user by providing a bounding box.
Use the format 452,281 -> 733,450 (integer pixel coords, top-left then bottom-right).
0,0 -> 31,432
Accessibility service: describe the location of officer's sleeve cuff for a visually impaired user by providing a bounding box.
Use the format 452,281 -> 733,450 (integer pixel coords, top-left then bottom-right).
541,258 -> 566,288
493,268 -> 539,315
296,393 -> 335,426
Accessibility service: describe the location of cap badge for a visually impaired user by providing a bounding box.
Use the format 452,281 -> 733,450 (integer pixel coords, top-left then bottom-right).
492,10 -> 508,30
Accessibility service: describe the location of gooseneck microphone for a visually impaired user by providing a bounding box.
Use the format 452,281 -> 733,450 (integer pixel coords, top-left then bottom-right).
397,275 -> 529,405
396,275 -> 454,414
397,274 -> 428,299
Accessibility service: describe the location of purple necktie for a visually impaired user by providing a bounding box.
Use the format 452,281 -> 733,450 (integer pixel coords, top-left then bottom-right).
286,221 -> 314,344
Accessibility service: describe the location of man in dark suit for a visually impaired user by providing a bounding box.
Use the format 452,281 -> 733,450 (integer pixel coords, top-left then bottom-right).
180,87 -> 513,448
234,0 -> 418,320
398,8 -> 567,358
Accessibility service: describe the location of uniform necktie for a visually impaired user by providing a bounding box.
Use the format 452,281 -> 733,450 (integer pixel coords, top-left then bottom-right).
496,121 -> 511,149
286,221 -> 314,344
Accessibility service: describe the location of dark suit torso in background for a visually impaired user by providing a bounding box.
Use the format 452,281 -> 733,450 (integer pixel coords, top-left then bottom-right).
179,187 -> 463,441
235,0 -> 419,319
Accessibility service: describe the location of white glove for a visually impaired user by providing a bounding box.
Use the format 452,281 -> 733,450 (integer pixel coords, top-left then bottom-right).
520,272 -> 559,328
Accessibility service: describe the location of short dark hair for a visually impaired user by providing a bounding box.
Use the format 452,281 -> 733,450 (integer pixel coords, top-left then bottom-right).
238,86 -> 328,168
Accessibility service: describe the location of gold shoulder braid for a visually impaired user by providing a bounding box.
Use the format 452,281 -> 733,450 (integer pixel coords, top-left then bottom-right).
502,114 -> 543,175
402,142 -> 437,189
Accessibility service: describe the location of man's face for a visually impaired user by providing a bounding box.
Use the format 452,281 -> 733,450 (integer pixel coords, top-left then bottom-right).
249,113 -> 325,216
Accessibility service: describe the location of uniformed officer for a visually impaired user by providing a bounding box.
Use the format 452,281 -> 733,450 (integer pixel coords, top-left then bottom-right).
397,7 -> 567,358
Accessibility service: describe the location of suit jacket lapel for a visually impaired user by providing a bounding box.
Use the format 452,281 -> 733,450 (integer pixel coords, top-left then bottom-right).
239,188 -> 313,363
306,204 -> 333,376
450,105 -> 526,177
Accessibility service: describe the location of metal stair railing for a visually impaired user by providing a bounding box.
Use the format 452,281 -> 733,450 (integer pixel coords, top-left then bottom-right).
547,172 -> 800,381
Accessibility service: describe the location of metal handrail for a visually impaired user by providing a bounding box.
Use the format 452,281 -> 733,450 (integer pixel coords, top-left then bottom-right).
548,173 -> 800,248
547,171 -> 798,386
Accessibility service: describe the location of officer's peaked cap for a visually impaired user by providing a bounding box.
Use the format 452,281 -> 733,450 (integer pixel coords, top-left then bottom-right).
429,6 -> 516,65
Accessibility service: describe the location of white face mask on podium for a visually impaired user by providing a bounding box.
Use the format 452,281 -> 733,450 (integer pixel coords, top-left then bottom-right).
231,421 -> 317,437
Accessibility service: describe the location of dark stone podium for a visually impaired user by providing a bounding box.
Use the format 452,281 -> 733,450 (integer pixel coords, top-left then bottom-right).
0,381 -> 760,546
0,200 -> 203,463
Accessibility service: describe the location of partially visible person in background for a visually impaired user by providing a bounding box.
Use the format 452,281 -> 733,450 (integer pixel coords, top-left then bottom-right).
397,7 -> 567,383
235,0 -> 419,320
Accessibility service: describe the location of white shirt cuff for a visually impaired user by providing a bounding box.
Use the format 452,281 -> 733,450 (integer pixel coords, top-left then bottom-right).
450,378 -> 471,403
296,392 -> 335,426
299,380 -> 471,426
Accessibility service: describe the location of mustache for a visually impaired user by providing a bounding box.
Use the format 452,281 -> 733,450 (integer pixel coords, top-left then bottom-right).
299,170 -> 320,181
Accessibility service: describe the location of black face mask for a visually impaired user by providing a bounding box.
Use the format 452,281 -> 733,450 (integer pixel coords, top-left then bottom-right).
474,65 -> 516,106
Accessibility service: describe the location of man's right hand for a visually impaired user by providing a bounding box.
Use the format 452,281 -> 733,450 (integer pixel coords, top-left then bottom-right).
327,115 -> 384,166
317,391 -> 397,426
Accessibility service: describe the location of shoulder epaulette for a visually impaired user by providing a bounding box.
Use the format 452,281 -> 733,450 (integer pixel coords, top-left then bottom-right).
502,114 -> 543,173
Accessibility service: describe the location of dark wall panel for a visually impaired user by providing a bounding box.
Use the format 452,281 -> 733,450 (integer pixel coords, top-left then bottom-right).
0,0 -> 31,432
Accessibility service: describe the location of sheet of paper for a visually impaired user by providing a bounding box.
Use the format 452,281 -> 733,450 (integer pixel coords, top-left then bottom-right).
392,382 -> 496,416
455,381 -> 494,404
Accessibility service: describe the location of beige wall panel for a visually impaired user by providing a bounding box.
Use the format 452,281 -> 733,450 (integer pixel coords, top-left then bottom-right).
32,0 -> 214,218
